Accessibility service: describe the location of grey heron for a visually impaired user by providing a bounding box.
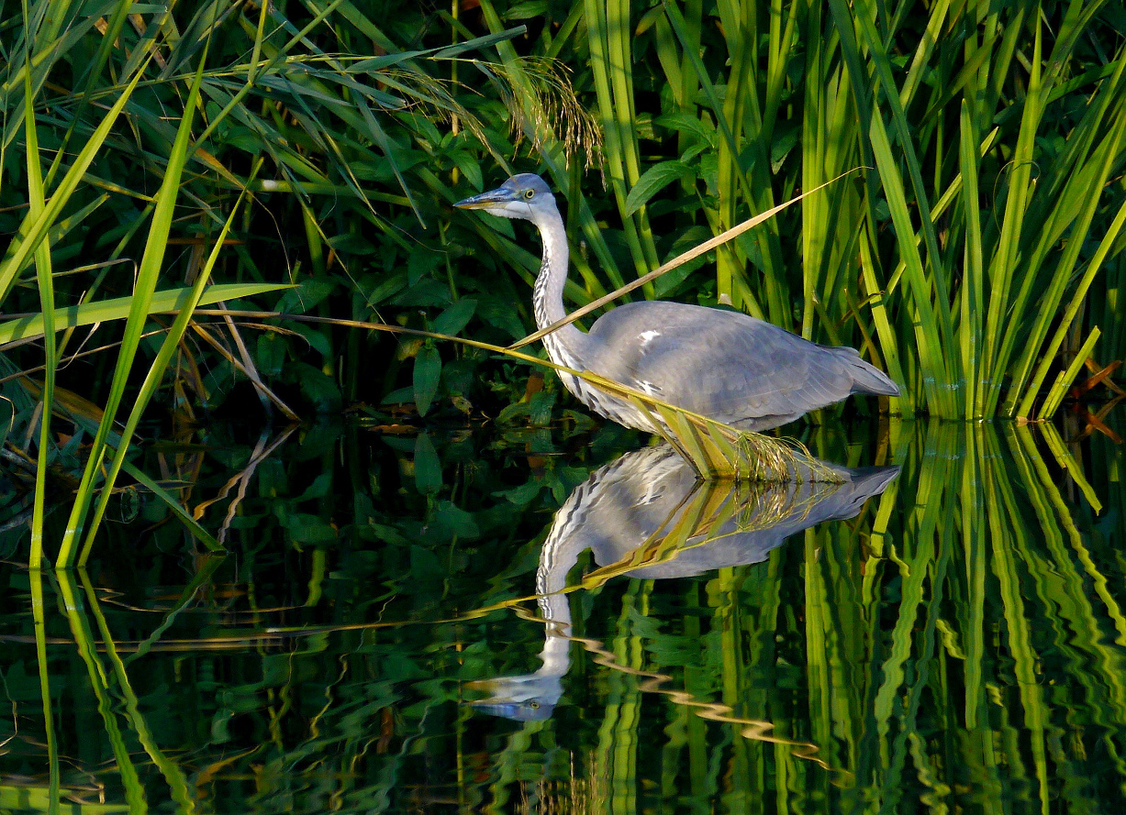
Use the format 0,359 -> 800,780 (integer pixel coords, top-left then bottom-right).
455,174 -> 900,432
467,444 -> 900,720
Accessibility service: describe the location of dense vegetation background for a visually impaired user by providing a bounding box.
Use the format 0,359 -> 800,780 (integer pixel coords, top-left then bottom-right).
1,0 -> 1124,555
3,5 -> 1125,810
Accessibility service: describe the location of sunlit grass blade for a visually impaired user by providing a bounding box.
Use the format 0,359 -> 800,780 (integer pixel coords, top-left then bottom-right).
0,48 -> 156,304
867,103 -> 952,416
1015,168 -> 1126,418
56,41 -> 211,566
980,23 -> 1045,415
120,460 -> 223,553
0,283 -> 290,346
585,0 -> 659,287
958,100 -> 985,420
77,185 -> 254,563
510,171 -> 863,352
1037,328 -> 1100,421
211,309 -> 836,481
22,17 -> 55,570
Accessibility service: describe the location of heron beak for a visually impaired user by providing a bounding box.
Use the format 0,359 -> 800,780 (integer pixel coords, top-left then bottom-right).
453,187 -> 517,210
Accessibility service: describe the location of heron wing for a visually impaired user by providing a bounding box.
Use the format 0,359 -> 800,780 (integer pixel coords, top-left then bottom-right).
583,301 -> 858,429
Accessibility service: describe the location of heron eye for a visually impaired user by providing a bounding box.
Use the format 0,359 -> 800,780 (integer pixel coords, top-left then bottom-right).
529,700 -> 540,709
523,189 -> 535,200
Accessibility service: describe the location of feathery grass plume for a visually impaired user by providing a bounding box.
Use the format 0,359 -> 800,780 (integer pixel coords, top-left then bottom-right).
470,57 -> 604,171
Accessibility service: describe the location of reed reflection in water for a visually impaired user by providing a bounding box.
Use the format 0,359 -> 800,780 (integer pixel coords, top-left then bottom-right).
2,420 -> 1124,813
467,421 -> 1126,814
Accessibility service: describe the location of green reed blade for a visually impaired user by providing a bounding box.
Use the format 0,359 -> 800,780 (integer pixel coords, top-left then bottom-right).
22,16 -> 55,570
0,49 -> 156,305
41,1 -> 131,190
0,283 -> 290,345
121,460 -> 223,553
980,22 -> 1044,414
958,101 -> 985,419
863,19 -> 954,371
867,104 -> 951,415
1007,67 -> 1126,416
78,184 -> 253,564
56,39 -> 210,565
857,220 -> 909,412
586,0 -> 659,284
1037,328 -> 1101,421
1014,152 -> 1126,418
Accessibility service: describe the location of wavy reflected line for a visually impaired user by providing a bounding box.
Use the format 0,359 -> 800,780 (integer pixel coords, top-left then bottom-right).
505,600 -> 837,774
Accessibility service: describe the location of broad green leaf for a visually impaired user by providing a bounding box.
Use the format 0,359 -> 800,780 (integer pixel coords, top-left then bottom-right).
431,298 -> 477,336
413,431 -> 442,495
413,344 -> 441,416
624,160 -> 693,216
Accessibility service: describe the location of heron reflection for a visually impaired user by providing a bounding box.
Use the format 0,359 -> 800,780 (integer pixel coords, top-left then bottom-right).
468,445 -> 899,721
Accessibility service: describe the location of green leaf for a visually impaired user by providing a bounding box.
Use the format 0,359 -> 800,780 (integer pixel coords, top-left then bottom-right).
284,513 -> 339,544
256,332 -> 286,378
431,298 -> 477,336
413,344 -> 441,416
413,432 -> 442,495
625,160 -> 693,216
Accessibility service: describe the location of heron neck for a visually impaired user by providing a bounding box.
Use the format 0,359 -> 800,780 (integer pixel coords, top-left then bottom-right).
531,209 -> 584,356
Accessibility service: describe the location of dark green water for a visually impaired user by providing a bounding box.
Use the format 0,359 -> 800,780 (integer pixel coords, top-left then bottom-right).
1,414 -> 1124,813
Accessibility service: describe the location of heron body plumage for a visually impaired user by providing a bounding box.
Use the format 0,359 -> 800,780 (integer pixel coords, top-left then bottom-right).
455,174 -> 899,432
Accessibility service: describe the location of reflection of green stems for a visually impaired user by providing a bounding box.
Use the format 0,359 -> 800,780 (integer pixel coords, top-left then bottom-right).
127,554 -> 227,665
596,581 -> 642,815
961,427 -> 987,732
29,569 -> 59,815
74,571 -> 196,812
985,427 -> 1049,806
56,572 -> 147,814
1010,425 -> 1126,776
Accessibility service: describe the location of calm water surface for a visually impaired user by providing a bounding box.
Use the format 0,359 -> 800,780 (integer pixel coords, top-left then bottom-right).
1,415 -> 1123,813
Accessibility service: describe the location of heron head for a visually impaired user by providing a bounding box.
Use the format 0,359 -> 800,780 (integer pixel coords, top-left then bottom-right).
454,173 -> 556,222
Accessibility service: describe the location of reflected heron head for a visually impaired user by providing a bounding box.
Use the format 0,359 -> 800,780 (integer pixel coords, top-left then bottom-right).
464,673 -> 562,722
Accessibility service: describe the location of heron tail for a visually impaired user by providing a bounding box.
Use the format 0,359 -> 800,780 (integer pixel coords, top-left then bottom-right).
831,348 -> 901,396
